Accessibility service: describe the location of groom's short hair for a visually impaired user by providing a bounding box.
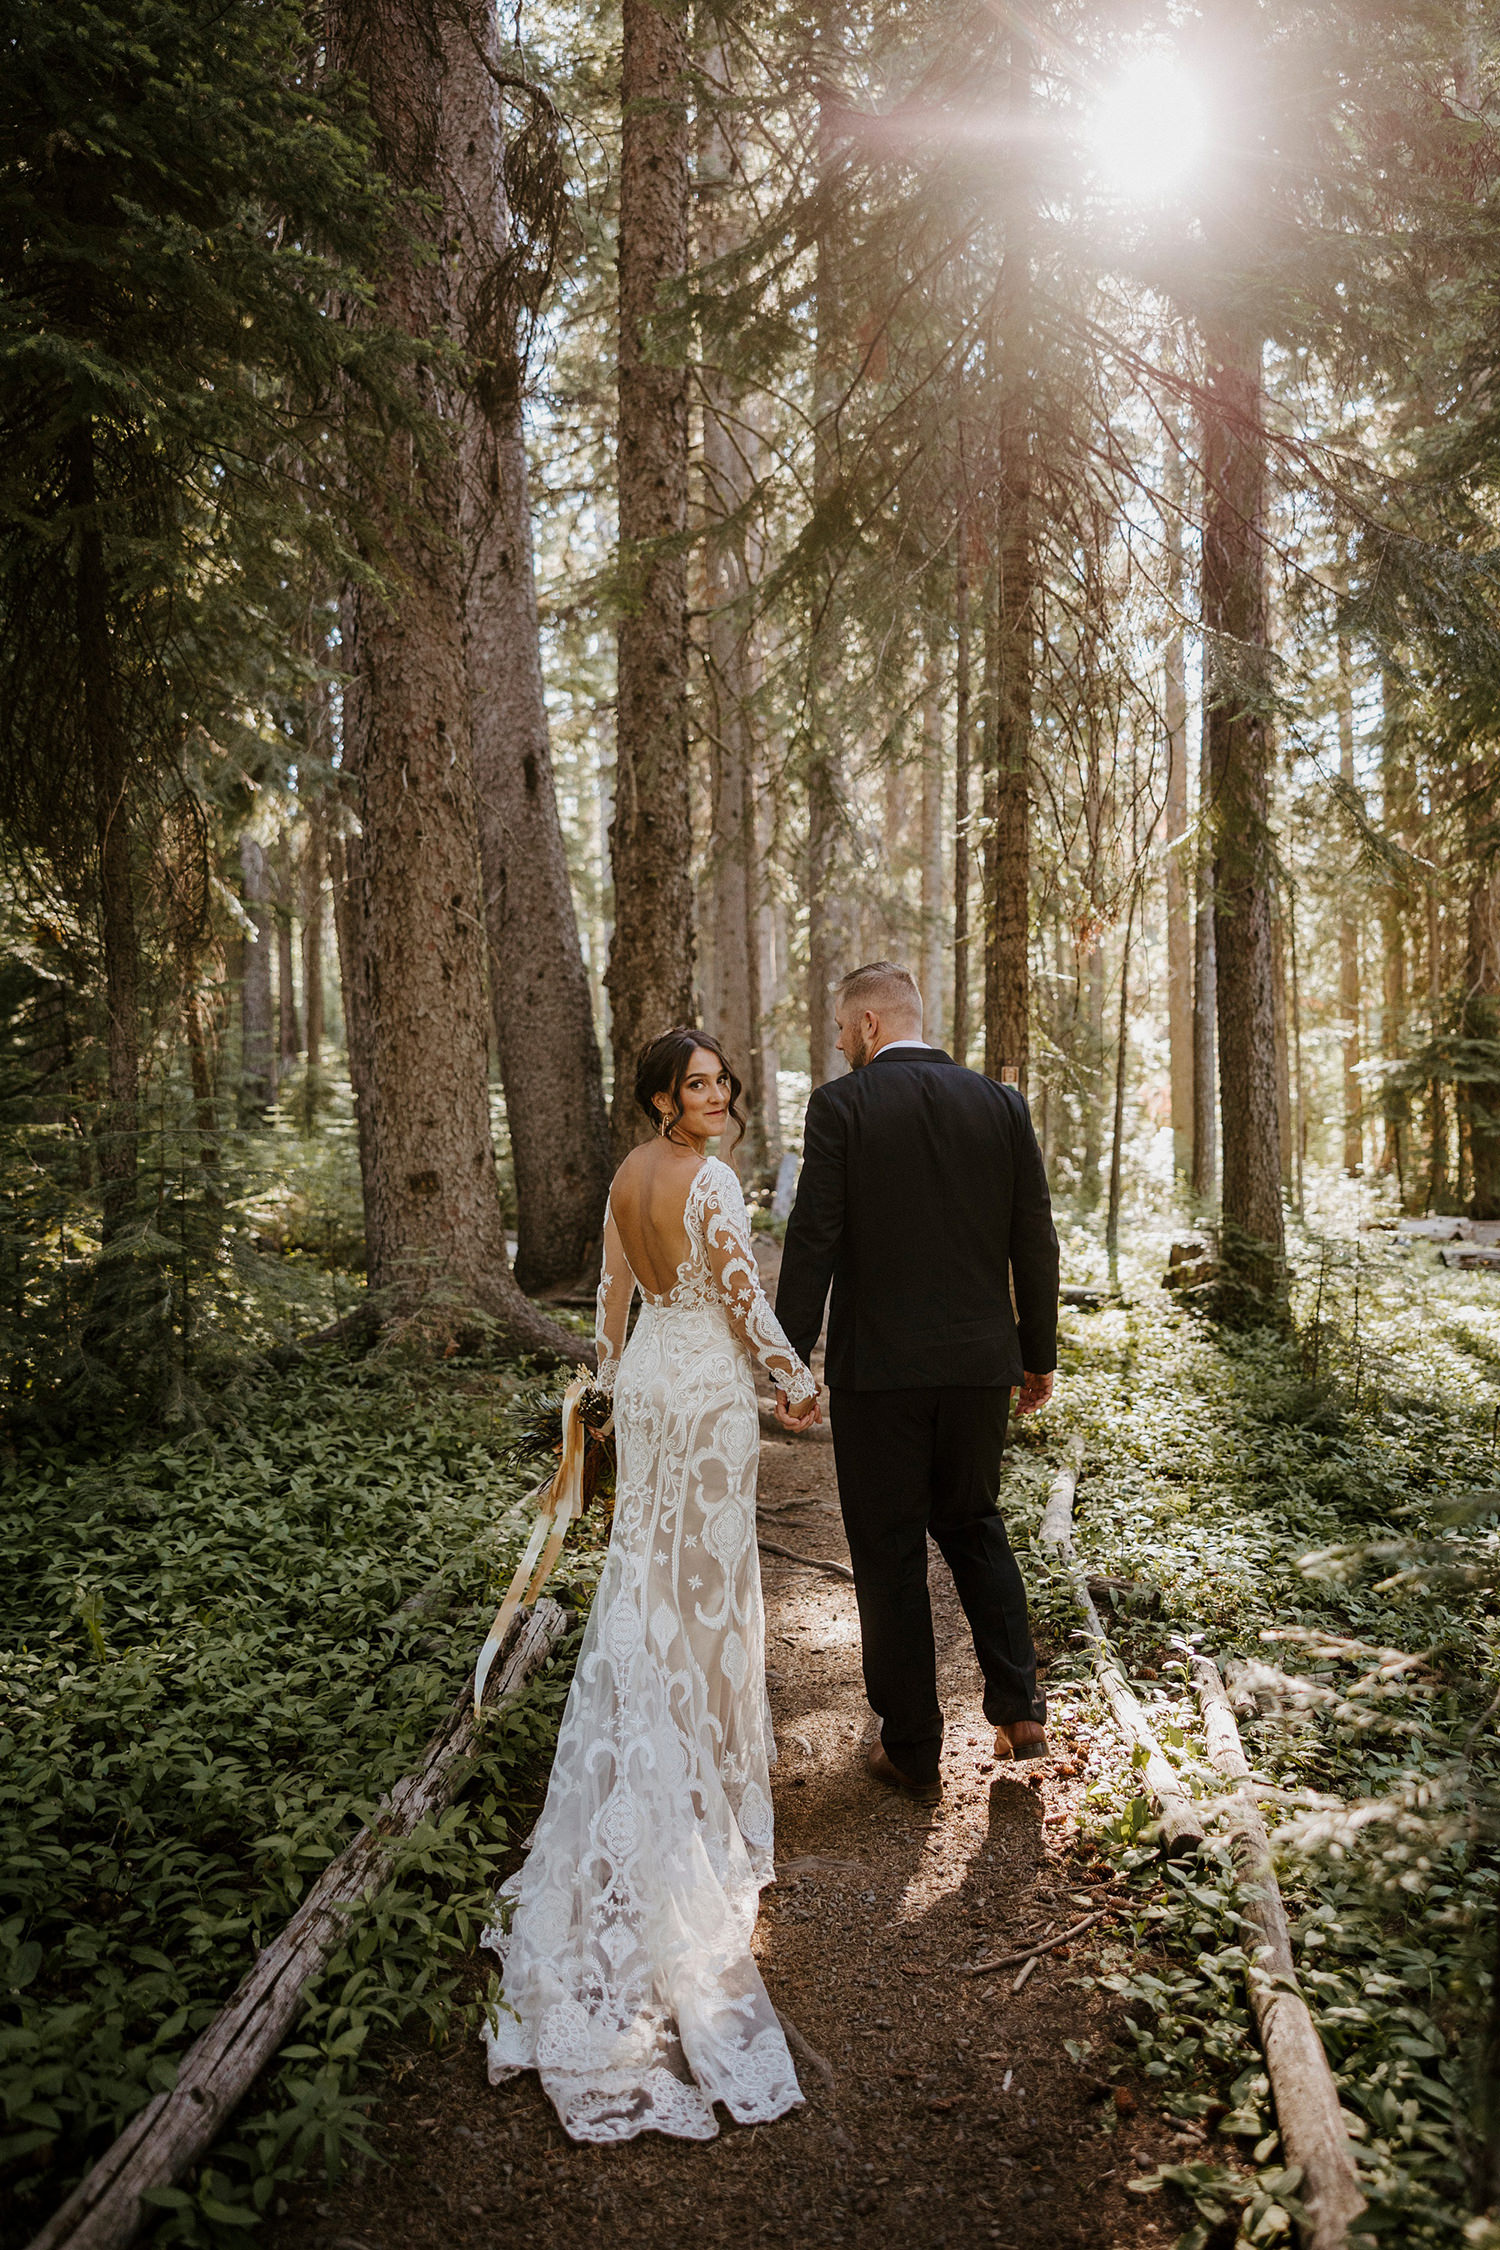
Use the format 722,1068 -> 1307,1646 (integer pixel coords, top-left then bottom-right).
836,961 -> 923,1024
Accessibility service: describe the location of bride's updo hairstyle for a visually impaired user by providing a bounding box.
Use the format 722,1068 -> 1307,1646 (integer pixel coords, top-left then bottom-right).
635,1026 -> 746,1150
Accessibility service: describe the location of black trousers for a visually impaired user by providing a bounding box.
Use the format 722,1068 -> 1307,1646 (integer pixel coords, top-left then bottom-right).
828,1386 -> 1044,1787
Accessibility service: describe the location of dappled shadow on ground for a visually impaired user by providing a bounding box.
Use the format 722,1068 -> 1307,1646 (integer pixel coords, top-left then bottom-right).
270,1397 -> 1191,2250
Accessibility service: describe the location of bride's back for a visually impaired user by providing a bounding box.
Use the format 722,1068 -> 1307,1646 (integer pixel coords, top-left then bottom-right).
608,1143 -> 709,1296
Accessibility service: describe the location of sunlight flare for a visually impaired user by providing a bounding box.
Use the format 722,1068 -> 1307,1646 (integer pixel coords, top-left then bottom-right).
1086,54 -> 1209,202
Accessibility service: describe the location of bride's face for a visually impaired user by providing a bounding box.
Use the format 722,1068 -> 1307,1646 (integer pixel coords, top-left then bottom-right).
664,1048 -> 732,1143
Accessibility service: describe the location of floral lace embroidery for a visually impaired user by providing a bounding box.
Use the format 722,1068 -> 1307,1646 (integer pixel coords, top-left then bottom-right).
482,1158 -> 810,2142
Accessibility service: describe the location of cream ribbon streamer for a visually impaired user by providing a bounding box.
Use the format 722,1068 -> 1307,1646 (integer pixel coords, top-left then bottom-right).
473,1372 -> 591,1716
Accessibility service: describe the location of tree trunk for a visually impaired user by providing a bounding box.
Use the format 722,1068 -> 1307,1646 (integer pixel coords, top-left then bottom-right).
1379,675 -> 1410,1185
807,85 -> 851,1089
1272,908 -> 1293,1192
70,423 -> 140,1252
445,0 -> 613,1284
1106,891 -> 1135,1288
1202,322 -> 1283,1298
1079,937 -> 1105,1208
952,511 -> 972,1063
1192,701 -> 1218,1202
1337,615 -> 1363,1174
1464,766 -> 1500,1222
982,29 -> 1034,1091
328,798 -> 379,1247
920,634 -> 945,1032
1427,878 -> 1448,1209
607,0 -> 695,1154
301,798 -> 325,1080
697,36 -> 766,1171
1164,433 -> 1193,1185
755,747 -> 783,1163
275,828 -> 302,1064
238,835 -> 276,1115
325,0 -> 581,1360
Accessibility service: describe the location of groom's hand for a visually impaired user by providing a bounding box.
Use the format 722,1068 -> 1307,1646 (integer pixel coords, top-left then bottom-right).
1013,1370 -> 1054,1417
775,1387 -> 822,1432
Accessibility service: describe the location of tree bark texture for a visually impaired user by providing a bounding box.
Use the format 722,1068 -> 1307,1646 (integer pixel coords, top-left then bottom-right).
608,0 -> 695,1154
696,39 -> 767,1171
982,34 -> 1034,1090
1202,325 -> 1284,1292
443,0 -> 613,1286
1337,617 -> 1363,1174
325,0 -> 580,1359
238,835 -> 276,1115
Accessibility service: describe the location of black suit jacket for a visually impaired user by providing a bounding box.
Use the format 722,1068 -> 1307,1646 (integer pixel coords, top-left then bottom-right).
775,1047 -> 1059,1392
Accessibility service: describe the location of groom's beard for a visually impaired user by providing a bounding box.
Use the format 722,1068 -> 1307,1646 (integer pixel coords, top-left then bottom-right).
845,1028 -> 872,1069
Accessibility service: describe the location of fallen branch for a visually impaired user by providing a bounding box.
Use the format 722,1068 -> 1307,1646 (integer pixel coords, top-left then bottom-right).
776,2010 -> 836,2097
960,1906 -> 1111,1977
28,1601 -> 571,2250
758,1538 -> 854,1582
1039,1437 -> 1084,1547
1191,1656 -> 1366,2250
1040,1446 -> 1204,1859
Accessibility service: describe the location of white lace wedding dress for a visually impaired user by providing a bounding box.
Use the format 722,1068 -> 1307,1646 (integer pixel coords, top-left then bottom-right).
482,1154 -> 818,2142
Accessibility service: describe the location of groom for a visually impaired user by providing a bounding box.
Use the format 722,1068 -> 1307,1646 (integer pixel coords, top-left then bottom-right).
773,961 -> 1059,1797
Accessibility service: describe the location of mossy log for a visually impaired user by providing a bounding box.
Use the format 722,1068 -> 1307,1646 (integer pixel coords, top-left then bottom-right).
1040,1443 -> 1204,1858
1191,1654 -> 1366,2250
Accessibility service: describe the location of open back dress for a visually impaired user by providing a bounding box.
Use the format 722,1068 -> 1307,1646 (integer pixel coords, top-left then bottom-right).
482,1154 -> 818,2142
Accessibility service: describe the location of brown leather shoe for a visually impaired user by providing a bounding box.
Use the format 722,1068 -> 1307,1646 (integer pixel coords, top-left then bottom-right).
993,1721 -> 1048,1761
866,1743 -> 941,1802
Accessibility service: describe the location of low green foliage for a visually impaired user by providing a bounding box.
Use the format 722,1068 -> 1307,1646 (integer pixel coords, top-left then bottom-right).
0,1356 -> 601,2242
1011,1201 -> 1499,2250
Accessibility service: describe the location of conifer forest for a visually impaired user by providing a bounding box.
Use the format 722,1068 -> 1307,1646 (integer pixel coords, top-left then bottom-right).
5,1 -> 1500,2246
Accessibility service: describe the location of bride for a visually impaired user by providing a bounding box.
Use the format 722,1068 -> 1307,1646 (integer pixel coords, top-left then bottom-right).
482,1026 -> 821,2143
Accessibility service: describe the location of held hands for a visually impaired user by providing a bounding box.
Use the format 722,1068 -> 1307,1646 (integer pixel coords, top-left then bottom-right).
1013,1370 -> 1054,1417
774,1385 -> 823,1433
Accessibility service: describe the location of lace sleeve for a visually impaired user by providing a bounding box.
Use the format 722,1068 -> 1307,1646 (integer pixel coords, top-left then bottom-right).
595,1200 -> 636,1396
700,1166 -> 817,1407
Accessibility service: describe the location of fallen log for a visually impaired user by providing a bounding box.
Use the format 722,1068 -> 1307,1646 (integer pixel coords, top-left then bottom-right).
1040,1443 -> 1204,1858
28,1600 -> 570,2250
757,1538 -> 854,1583
1190,1654 -> 1365,2250
1039,1438 -> 1084,1549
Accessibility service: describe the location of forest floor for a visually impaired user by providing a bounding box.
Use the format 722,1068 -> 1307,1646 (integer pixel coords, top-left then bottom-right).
8,1192 -> 1488,2250
269,1246 -> 1186,2250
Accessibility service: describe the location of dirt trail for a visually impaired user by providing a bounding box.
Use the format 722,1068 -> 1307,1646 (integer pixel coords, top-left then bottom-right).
273,1267 -> 1189,2250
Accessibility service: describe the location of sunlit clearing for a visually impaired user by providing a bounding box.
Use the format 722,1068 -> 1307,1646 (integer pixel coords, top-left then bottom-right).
1087,54 -> 1208,202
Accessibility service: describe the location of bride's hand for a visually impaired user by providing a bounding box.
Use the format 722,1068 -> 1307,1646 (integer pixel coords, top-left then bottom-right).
775,1386 -> 822,1432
